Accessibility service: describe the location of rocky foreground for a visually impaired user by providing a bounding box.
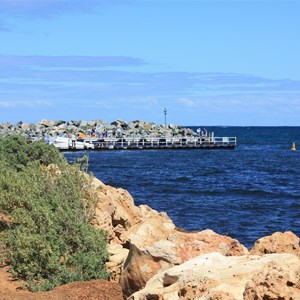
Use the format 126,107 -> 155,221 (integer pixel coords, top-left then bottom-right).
1,173 -> 300,299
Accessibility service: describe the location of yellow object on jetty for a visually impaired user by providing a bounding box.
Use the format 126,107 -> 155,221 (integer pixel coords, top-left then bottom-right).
291,142 -> 296,151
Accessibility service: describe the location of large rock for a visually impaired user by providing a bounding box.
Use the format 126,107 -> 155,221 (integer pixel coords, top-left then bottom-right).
91,177 -> 141,241
68,120 -> 80,126
129,252 -> 300,300
106,244 -> 130,282
87,120 -> 97,127
244,260 -> 300,300
39,119 -> 55,127
120,225 -> 248,296
53,120 -> 66,126
57,123 -> 68,130
111,119 -> 126,127
250,231 -> 300,257
0,123 -> 13,130
88,177 -> 248,295
89,177 -> 142,282
21,123 -> 30,131
66,124 -> 79,133
79,120 -> 88,128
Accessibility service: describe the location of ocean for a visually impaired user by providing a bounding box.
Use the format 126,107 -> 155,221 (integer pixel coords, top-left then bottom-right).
64,127 -> 300,248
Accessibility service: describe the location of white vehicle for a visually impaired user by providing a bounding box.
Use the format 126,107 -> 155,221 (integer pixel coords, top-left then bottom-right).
83,140 -> 95,149
52,136 -> 94,150
52,136 -> 71,150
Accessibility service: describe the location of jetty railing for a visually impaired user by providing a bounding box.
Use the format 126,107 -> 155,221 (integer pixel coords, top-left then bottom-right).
76,136 -> 237,150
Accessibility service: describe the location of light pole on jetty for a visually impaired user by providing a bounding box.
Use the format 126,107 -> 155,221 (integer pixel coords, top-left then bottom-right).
164,107 -> 167,128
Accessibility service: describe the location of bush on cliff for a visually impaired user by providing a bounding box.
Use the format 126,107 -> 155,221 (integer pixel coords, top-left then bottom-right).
0,136 -> 109,291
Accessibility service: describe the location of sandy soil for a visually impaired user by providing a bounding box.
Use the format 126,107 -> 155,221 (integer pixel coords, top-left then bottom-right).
0,267 -> 124,300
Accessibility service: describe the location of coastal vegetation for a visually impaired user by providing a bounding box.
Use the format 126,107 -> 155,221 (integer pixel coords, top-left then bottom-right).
0,136 -> 109,291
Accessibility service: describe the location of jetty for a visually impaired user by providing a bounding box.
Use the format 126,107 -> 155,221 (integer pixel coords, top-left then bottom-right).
52,134 -> 236,151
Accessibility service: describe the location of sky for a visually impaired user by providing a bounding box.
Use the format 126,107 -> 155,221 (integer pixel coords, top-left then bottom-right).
0,0 -> 300,126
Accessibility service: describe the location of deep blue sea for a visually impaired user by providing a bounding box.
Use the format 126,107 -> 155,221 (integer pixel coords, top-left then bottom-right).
64,127 -> 300,248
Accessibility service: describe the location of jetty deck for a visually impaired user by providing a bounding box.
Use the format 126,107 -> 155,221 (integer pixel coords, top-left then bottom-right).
58,135 -> 237,151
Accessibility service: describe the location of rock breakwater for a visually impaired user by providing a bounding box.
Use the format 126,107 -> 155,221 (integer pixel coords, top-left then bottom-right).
0,119 -> 197,139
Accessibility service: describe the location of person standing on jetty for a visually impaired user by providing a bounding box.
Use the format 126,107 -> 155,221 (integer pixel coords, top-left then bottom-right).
197,128 -> 201,137
71,133 -> 76,148
116,127 -> 122,138
95,124 -> 102,138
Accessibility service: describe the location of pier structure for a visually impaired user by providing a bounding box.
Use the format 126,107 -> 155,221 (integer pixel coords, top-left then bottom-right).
61,133 -> 237,151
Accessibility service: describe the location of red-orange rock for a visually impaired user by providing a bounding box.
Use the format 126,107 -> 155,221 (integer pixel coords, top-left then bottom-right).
120,223 -> 248,296
250,231 -> 300,257
244,259 -> 300,300
129,252 -> 300,300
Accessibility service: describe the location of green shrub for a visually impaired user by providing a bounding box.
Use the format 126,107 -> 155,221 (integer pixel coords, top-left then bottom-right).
0,136 -> 109,291
0,135 -> 65,171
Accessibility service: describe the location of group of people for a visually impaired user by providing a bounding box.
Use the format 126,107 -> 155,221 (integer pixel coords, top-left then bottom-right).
95,124 -> 122,139
196,127 -> 208,137
95,124 -> 109,138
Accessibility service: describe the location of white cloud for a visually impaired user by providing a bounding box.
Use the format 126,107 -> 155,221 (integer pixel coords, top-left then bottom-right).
177,98 -> 199,108
0,100 -> 50,108
1,55 -> 300,125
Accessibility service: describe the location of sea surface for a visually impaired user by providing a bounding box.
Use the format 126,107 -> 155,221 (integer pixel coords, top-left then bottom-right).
64,127 -> 300,248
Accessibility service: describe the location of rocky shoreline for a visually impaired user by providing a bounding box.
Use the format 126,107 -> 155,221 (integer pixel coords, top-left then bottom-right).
91,178 -> 300,299
1,173 -> 300,299
0,119 -> 198,139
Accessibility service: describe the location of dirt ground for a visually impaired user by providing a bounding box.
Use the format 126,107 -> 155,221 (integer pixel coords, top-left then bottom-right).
0,267 -> 124,300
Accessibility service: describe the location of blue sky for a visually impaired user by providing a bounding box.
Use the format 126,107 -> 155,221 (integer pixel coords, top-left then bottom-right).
0,0 -> 300,126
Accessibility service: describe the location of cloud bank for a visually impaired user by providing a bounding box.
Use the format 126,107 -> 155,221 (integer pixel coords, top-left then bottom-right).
1,55 -> 300,125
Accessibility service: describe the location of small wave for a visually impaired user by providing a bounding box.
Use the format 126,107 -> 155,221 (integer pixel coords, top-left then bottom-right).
159,188 -> 178,193
227,188 -> 276,198
100,165 -> 126,169
174,176 -> 192,182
